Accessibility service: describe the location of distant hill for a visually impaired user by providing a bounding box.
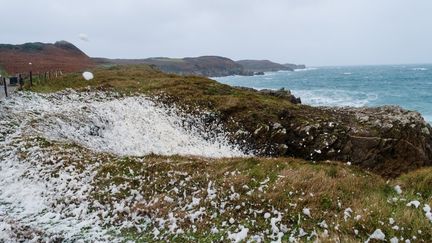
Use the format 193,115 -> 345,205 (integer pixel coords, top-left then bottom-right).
92,56 -> 251,77
0,41 -> 94,74
93,56 -> 306,77
0,40 -> 305,77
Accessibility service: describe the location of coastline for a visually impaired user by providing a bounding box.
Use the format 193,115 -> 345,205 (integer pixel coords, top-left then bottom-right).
214,65 -> 432,123
1,64 -> 431,241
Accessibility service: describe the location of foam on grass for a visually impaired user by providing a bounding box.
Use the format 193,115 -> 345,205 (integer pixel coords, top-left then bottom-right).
2,90 -> 245,158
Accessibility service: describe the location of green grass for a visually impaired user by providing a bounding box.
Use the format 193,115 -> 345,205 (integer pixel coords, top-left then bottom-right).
67,140 -> 432,241
0,65 -> 7,77
29,137 -> 423,242
15,129 -> 432,242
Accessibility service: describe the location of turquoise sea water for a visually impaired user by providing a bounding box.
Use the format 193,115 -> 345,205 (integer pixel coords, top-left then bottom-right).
214,64 -> 432,122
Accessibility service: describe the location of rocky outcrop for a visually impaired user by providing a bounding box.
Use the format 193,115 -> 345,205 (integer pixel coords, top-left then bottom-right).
258,88 -> 302,104
234,87 -> 301,104
330,106 -> 432,176
201,91 -> 432,177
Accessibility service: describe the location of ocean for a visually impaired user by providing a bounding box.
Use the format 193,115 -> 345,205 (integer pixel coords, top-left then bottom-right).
214,64 -> 432,123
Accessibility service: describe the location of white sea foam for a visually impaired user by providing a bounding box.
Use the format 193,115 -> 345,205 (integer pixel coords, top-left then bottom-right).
423,115 -> 432,123
0,90 -> 246,240
411,67 -> 428,71
292,89 -> 377,107
1,91 -> 245,158
82,71 -> 94,80
294,67 -> 318,72
0,143 -> 108,241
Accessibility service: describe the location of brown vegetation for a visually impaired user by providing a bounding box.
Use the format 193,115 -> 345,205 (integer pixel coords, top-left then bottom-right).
0,41 -> 94,74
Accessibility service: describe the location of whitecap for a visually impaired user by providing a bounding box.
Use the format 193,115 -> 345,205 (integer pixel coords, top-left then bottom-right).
291,89 -> 375,108
411,67 -> 428,71
294,67 -> 318,72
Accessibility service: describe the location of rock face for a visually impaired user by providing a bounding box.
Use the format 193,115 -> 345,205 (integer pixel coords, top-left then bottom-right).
258,88 -> 302,104
0,41 -> 95,74
201,90 -> 432,177
331,106 -> 432,176
235,87 -> 302,104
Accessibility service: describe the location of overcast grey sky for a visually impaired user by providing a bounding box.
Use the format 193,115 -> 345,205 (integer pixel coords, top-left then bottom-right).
1,0 -> 432,66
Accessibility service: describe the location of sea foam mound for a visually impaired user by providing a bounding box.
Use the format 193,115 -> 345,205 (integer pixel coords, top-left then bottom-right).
1,90 -> 245,158
0,90 -> 243,241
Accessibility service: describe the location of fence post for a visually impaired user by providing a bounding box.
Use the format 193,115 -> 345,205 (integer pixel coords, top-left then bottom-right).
19,74 -> 23,90
30,71 -> 33,86
3,77 -> 7,97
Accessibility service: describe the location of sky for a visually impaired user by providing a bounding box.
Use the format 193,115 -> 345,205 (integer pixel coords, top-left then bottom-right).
1,0 -> 432,66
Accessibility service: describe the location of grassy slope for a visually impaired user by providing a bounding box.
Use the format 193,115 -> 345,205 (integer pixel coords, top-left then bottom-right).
25,65 -> 432,241
24,137 -> 432,242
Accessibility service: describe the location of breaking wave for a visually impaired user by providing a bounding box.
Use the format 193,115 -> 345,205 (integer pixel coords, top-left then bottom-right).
292,89 -> 378,107
411,67 -> 428,71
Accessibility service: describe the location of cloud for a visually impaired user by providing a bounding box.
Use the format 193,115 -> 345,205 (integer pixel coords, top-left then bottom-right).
1,0 -> 432,65
78,33 -> 89,42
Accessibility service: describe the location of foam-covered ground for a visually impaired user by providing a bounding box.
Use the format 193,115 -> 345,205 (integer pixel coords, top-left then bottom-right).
0,90 -> 244,241
1,90 -> 244,158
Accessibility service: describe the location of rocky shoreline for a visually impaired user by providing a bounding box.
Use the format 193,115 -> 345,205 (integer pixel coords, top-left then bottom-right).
178,87 -> 432,178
